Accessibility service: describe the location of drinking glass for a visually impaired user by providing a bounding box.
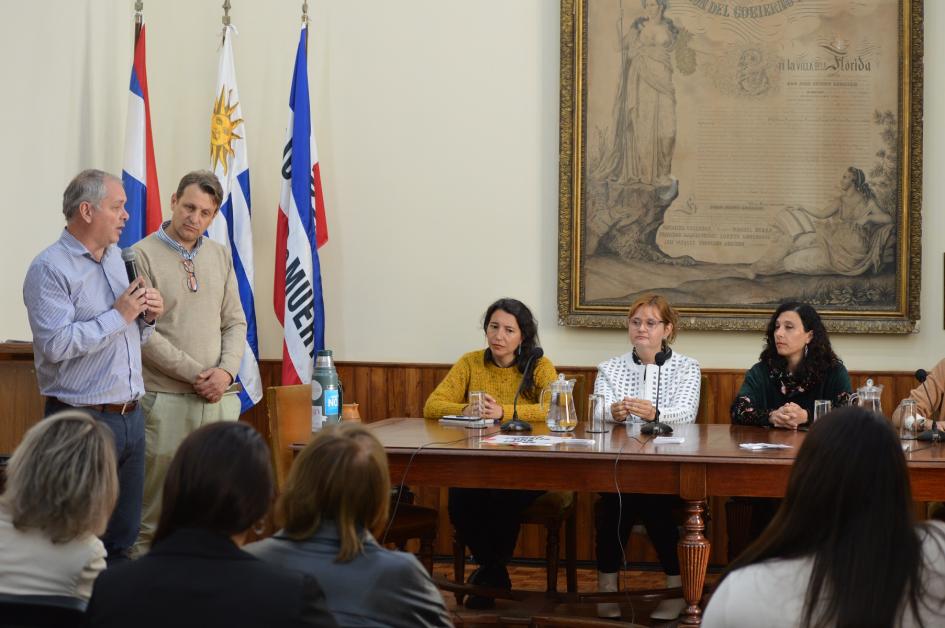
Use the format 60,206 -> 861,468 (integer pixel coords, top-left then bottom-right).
812,400 -> 831,423
586,394 -> 607,433
898,399 -> 918,440
467,390 -> 485,418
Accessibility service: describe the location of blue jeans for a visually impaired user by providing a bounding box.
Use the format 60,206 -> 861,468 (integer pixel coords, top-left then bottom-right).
45,399 -> 145,564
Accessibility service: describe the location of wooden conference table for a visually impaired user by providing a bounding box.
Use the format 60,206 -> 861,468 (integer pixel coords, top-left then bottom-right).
367,418 -> 945,627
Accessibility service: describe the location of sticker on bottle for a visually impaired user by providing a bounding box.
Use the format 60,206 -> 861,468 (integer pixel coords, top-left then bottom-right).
311,380 -> 323,401
324,389 -> 340,415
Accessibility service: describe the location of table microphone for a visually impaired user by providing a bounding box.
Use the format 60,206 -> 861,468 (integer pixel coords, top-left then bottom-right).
916,368 -> 945,442
641,349 -> 673,436
500,347 -> 543,433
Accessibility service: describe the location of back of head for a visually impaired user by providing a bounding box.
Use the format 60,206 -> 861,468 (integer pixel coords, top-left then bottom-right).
280,423 -> 390,562
154,422 -> 273,544
729,406 -> 921,627
3,411 -> 117,543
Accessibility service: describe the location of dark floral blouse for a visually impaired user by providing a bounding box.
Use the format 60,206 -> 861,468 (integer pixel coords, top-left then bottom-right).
731,361 -> 852,427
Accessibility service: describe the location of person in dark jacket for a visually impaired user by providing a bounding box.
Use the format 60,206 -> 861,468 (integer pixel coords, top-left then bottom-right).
84,421 -> 337,628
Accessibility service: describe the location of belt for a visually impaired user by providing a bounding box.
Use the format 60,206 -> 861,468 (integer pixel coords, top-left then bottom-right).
51,398 -> 139,415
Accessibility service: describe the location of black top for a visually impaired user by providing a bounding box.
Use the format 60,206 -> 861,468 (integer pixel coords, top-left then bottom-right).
84,528 -> 337,628
731,361 -> 852,427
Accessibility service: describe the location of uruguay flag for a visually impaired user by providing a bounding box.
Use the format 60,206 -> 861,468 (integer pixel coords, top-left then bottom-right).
274,26 -> 328,386
121,24 -> 161,247
209,25 -> 262,412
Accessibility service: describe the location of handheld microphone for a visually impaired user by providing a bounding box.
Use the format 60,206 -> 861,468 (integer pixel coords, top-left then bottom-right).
121,248 -> 139,284
916,369 -> 944,442
641,350 -> 673,436
500,347 -> 543,433
121,249 -> 146,320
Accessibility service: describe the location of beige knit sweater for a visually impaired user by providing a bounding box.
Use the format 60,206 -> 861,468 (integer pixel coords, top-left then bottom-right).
133,233 -> 246,394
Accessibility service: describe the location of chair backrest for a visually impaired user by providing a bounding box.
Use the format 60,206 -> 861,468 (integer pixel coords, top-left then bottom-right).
266,384 -> 311,491
696,373 -> 715,424
0,594 -> 85,628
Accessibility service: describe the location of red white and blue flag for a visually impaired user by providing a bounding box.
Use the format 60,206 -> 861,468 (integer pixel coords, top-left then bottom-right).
121,24 -> 161,247
209,25 -> 262,412
274,26 -> 328,386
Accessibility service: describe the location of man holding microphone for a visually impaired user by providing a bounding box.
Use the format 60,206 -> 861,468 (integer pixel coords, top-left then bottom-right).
23,169 -> 164,564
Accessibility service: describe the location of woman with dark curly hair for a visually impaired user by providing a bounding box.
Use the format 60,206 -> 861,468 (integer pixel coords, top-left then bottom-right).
730,302 -> 853,542
732,302 -> 851,430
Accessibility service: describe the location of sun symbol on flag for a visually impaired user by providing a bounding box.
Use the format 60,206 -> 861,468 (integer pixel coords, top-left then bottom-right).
210,86 -> 244,175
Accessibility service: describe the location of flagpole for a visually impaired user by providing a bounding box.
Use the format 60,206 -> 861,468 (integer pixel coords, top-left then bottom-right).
134,0 -> 143,44
221,0 -> 231,46
302,1 -> 309,52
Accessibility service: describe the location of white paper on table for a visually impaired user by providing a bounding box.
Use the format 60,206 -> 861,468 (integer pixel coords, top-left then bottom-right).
484,435 -> 596,447
653,436 -> 684,445
739,443 -> 793,450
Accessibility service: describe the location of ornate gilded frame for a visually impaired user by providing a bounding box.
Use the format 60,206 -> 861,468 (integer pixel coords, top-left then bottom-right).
558,0 -> 923,332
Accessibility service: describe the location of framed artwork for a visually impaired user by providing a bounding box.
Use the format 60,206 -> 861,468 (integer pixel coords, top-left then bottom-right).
558,0 -> 923,332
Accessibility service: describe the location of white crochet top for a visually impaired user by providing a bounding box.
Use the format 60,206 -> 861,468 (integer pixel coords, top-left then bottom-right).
593,351 -> 701,423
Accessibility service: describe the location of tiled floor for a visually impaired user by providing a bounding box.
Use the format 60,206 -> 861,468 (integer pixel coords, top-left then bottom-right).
434,563 -> 720,627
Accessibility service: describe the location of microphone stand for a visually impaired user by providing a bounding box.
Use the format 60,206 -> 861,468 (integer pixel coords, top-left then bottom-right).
500,349 -> 542,433
641,351 -> 673,436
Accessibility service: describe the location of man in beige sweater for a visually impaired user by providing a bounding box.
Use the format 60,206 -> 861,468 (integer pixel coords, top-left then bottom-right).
131,171 -> 247,554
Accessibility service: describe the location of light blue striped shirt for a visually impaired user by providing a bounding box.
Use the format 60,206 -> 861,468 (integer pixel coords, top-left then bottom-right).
23,229 -> 153,405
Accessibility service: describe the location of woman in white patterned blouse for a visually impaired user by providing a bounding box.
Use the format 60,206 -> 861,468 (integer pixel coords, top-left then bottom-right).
593,293 -> 701,621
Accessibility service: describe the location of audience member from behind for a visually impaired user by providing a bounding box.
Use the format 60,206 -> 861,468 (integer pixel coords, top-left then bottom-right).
247,423 -> 451,628
84,422 -> 337,628
703,407 -> 945,628
0,411 -> 116,606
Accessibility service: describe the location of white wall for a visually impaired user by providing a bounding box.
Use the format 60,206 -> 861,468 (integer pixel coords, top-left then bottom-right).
0,0 -> 941,371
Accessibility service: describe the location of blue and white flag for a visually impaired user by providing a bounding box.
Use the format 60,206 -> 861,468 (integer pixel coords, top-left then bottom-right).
274,25 -> 327,386
209,25 -> 262,412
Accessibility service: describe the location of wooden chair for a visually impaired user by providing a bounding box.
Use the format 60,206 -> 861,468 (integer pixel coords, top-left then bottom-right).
265,385 -> 439,572
452,374 -> 585,602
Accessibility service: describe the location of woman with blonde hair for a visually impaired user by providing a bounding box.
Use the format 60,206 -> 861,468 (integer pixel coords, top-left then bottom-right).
0,410 -> 117,605
593,293 -> 701,620
247,423 -> 451,628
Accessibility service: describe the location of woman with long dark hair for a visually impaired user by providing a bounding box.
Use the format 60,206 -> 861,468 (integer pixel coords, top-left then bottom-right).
423,297 -> 558,608
85,422 -> 336,628
732,302 -> 851,430
704,407 -> 945,627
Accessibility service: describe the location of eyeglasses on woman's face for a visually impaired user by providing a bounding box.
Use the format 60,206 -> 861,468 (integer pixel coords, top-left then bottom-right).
628,317 -> 664,330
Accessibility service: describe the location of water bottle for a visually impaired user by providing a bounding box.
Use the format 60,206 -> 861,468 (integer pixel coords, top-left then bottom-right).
312,349 -> 343,425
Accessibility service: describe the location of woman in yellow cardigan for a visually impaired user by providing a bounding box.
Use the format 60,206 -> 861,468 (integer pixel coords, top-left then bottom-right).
423,298 -> 557,609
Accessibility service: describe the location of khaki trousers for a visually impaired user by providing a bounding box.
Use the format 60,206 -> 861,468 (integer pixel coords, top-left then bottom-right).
132,391 -> 241,556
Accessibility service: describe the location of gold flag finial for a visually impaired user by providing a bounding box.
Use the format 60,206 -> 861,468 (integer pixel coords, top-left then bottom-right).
222,0 -> 231,27
301,0 -> 309,26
